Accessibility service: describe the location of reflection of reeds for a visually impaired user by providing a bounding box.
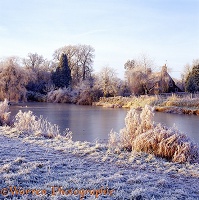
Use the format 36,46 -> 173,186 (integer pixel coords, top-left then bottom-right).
109,105 -> 199,163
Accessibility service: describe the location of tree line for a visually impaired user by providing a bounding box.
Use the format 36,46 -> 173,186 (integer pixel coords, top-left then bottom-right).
0,44 -> 198,103
0,44 -> 124,103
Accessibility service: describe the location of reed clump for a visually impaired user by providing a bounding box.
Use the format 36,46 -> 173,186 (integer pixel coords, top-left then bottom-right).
109,105 -> 199,163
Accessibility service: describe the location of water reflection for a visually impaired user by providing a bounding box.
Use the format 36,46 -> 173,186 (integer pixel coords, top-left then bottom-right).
154,112 -> 199,144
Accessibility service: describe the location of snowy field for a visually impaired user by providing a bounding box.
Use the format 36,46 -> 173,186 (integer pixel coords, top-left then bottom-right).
0,126 -> 199,200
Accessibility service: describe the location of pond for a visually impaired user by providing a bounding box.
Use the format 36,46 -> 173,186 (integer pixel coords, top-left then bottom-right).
10,103 -> 127,142
10,103 -> 199,144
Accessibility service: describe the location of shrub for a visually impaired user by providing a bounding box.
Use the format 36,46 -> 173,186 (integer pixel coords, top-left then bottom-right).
14,110 -> 72,139
109,105 -> 199,163
47,88 -> 72,103
0,99 -> 11,125
26,91 -> 46,102
77,90 -> 93,105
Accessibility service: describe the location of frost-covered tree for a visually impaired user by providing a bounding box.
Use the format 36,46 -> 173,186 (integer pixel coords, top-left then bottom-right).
124,54 -> 155,95
23,53 -> 53,94
23,53 -> 44,69
53,44 -> 94,86
124,59 -> 146,95
52,54 -> 72,89
94,67 -> 120,97
0,57 -> 30,102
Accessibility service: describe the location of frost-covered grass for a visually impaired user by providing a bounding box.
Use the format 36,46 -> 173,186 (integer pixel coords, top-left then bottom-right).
155,106 -> 199,115
14,110 -> 73,139
0,128 -> 199,199
161,95 -> 199,108
154,95 -> 199,115
94,95 -> 199,115
93,96 -> 159,109
0,99 -> 11,125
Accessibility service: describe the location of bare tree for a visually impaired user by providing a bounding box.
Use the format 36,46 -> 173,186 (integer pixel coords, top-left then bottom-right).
78,44 -> 94,81
137,53 -> 155,72
23,53 -> 53,94
124,54 -> 155,95
23,53 -> 45,70
94,67 -> 120,97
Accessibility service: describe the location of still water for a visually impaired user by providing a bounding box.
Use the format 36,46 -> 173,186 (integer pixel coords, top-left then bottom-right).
10,103 -> 199,144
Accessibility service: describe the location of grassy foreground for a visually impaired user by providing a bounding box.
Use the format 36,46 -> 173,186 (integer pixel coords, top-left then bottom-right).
0,127 -> 199,199
93,95 -> 199,115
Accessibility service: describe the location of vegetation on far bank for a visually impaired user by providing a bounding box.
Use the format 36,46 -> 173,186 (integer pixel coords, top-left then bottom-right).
93,94 -> 199,115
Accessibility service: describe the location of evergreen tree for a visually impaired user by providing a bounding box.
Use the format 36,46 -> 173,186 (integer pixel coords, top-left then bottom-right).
52,54 -> 72,88
185,64 -> 199,92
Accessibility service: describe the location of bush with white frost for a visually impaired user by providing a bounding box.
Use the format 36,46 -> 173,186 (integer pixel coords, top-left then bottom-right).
109,105 -> 199,163
47,88 -> 72,103
14,110 -> 72,139
0,99 -> 10,125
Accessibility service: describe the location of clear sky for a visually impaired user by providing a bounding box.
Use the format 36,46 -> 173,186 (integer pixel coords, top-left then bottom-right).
0,0 -> 199,79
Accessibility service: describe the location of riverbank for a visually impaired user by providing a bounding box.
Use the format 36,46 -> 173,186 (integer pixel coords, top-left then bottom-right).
0,127 -> 199,199
93,95 -> 199,115
0,100 -> 199,199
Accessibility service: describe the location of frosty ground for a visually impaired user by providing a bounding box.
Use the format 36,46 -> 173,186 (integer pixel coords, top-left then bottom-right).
0,127 -> 199,200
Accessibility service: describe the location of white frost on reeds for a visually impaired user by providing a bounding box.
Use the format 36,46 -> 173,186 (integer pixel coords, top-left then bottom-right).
14,110 -> 72,140
109,105 -> 199,163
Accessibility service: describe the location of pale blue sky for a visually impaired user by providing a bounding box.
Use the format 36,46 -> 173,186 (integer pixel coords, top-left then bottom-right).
0,0 -> 199,79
